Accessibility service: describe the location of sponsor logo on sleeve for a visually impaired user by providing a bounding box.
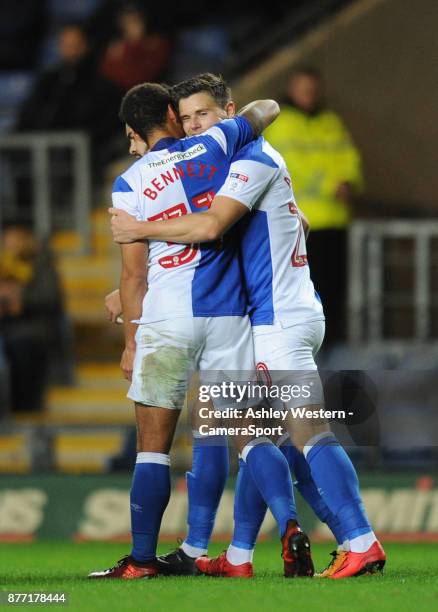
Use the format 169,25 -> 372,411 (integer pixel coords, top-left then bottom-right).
227,172 -> 249,193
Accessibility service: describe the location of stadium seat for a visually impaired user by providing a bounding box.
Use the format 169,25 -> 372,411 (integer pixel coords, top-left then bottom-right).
0,72 -> 34,132
0,434 -> 31,473
54,430 -> 125,473
170,26 -> 229,81
47,0 -> 104,24
38,31 -> 61,71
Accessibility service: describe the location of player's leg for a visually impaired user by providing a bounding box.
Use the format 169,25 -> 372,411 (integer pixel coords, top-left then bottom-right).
195,316 -> 313,578
278,320 -> 385,578
222,321 -> 341,575
280,439 -> 346,548
130,403 -> 179,562
88,403 -> 180,579
158,398 -> 229,575
183,402 -> 229,556
89,319 -> 199,579
227,455 -> 266,569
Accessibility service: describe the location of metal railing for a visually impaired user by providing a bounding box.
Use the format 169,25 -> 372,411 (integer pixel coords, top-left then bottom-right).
0,132 -> 92,254
348,220 -> 438,344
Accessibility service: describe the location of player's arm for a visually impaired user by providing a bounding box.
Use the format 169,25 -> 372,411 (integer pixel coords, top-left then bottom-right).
109,159 -> 274,244
202,101 -> 280,161
119,241 -> 148,380
237,100 -> 280,137
110,200 -> 247,244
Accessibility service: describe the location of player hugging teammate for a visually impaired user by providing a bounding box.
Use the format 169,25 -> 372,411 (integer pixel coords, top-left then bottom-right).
93,74 -> 386,580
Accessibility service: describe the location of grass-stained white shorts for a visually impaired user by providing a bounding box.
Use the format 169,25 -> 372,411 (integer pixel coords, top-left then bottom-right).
128,315 -> 254,409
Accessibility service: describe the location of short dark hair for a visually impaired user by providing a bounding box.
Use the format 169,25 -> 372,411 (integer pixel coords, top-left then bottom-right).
171,73 -> 232,111
119,82 -> 171,142
291,65 -> 321,81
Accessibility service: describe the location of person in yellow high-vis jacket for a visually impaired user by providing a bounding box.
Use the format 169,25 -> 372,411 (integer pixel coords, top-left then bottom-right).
264,66 -> 363,346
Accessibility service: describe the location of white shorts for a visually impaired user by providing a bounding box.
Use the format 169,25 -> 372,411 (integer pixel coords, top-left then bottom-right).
128,316 -> 254,409
252,319 -> 325,408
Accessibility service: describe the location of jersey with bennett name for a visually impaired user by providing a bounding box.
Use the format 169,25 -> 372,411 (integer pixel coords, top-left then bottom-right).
113,117 -> 254,324
217,136 -> 324,327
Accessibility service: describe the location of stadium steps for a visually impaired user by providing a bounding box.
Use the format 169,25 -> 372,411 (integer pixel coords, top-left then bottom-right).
0,434 -> 31,473
54,209 -> 120,324
4,362 -> 132,474
0,429 -> 127,474
57,255 -> 118,323
51,208 -> 124,361
54,431 -> 125,473
45,362 -> 131,425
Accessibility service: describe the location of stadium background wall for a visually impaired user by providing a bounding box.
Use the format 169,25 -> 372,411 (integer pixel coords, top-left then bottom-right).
1,473 -> 437,542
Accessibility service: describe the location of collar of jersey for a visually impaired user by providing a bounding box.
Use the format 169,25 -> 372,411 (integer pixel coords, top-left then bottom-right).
150,137 -> 179,152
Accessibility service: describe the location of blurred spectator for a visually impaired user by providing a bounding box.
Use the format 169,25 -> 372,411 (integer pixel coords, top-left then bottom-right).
16,23 -> 121,174
0,224 -> 66,412
264,67 -> 363,347
99,4 -> 171,90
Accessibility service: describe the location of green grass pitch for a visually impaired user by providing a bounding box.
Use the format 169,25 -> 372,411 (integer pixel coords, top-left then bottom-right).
2,541 -> 437,611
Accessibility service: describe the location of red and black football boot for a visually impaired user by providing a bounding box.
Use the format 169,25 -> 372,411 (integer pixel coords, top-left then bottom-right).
315,549 -> 349,577
281,520 -> 314,578
156,546 -> 200,576
195,551 -> 253,578
88,555 -> 159,579
328,541 -> 386,579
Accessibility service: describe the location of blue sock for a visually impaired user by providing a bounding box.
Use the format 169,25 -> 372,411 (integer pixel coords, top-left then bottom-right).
185,435 -> 229,550
305,435 -> 371,541
243,440 -> 296,537
231,458 -> 267,550
281,443 -> 345,545
130,452 -> 171,562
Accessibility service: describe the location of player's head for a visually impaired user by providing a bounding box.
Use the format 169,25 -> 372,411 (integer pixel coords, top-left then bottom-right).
287,66 -> 323,114
171,73 -> 235,136
119,82 -> 184,156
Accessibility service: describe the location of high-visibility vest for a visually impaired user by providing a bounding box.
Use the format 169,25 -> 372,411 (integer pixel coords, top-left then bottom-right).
264,105 -> 363,231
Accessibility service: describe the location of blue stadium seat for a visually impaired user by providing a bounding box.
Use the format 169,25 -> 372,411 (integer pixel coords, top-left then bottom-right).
0,73 -> 35,133
170,26 -> 230,82
48,0 -> 104,24
38,32 -> 61,71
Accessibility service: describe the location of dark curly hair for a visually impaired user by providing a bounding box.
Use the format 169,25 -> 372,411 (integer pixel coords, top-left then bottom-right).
119,82 -> 171,142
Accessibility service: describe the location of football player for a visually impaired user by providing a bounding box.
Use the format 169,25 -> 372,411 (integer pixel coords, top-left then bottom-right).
109,74 -> 386,579
90,83 -> 312,579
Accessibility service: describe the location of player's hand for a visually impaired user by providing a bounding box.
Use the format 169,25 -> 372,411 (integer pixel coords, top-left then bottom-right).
109,208 -> 143,243
105,289 -> 123,324
120,346 -> 135,381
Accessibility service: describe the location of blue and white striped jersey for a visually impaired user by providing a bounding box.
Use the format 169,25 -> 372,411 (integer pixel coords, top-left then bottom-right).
112,117 -> 254,324
217,137 -> 325,327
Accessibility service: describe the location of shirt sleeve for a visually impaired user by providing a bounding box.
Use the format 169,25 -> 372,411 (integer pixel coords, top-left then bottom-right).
216,159 -> 275,210
204,116 -> 254,160
111,175 -> 143,219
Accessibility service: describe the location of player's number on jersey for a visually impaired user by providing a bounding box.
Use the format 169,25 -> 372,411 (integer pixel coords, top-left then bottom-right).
148,204 -> 198,268
289,203 -> 308,267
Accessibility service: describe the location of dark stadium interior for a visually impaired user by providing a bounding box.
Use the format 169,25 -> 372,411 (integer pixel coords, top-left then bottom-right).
0,0 -> 437,555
